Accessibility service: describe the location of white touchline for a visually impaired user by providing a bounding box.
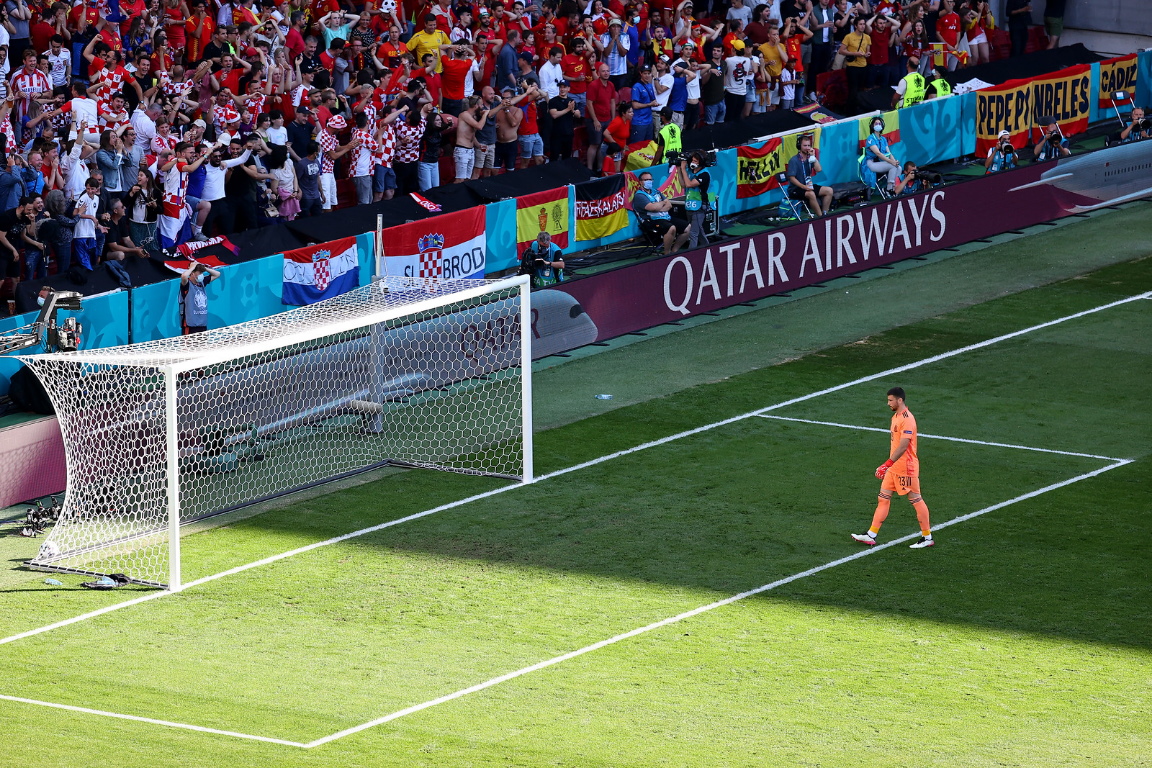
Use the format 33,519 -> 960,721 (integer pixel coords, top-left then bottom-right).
1,289 -> 1147,652
0,693 -> 306,748
302,458 -> 1132,749
755,415 -> 1126,462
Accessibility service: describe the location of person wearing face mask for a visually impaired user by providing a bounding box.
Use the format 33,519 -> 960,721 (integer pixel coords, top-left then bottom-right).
862,116 -> 900,193
179,261 -> 221,335
679,151 -> 712,249
631,170 -> 690,255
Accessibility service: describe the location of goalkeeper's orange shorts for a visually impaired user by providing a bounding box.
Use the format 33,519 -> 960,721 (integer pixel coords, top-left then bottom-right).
881,471 -> 920,497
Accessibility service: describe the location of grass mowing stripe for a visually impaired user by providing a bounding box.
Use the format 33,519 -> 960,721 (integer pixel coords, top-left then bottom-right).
303,458 -> 1132,749
3,289 -> 1146,650
756,414 -> 1126,461
0,693 -> 307,747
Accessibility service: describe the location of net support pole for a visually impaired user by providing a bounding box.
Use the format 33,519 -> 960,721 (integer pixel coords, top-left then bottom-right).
375,214 -> 384,278
164,365 -> 182,591
519,277 -> 534,484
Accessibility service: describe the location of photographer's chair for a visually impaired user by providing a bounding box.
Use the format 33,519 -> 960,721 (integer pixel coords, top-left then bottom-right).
636,218 -> 668,258
776,173 -> 814,221
1110,90 -> 1132,127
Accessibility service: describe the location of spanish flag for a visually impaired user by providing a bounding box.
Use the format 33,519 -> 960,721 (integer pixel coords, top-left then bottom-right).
737,138 -> 784,199
516,187 -> 570,254
575,176 -> 629,241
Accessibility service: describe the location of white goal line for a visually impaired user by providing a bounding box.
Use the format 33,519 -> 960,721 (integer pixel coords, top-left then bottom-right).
0,290 -> 1145,746
755,414 -> 1126,462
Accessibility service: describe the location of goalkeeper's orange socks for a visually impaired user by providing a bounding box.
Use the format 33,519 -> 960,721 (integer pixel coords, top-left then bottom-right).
912,499 -> 932,538
869,495 -> 891,535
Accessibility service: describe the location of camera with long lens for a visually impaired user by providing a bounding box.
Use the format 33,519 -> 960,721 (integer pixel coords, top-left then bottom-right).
914,170 -> 943,185
1046,131 -> 1063,146
998,140 -> 1015,154
1134,118 -> 1152,132
667,149 -> 716,167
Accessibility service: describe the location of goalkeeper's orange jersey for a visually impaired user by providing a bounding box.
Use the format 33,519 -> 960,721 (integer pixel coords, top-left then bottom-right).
890,407 -> 919,476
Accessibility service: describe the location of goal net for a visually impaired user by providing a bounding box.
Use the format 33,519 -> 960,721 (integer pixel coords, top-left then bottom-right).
19,275 -> 533,590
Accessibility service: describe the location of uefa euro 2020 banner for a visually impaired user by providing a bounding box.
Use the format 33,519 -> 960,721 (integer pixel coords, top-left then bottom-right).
380,205 -> 487,280
975,63 -> 1092,155
282,236 -> 360,306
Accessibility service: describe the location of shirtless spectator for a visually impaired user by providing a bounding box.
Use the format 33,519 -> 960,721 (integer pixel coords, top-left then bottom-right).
455,94 -> 497,182
494,86 -> 525,175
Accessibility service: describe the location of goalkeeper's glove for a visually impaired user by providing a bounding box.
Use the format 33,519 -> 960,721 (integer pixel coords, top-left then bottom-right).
875,460 -> 893,479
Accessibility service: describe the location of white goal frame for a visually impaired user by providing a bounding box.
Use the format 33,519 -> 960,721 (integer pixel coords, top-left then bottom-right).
21,274 -> 534,591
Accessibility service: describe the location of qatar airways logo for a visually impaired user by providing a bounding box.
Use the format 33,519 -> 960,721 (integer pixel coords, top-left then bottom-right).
663,191 -> 949,315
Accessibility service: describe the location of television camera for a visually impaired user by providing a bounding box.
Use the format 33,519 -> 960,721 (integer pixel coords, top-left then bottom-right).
0,290 -> 83,356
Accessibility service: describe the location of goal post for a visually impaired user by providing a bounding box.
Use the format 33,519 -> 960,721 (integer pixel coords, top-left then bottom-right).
19,275 -> 533,590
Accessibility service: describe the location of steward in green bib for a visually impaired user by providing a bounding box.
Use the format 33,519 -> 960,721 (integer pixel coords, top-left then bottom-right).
928,70 -> 952,99
893,56 -> 926,109
655,107 -> 682,164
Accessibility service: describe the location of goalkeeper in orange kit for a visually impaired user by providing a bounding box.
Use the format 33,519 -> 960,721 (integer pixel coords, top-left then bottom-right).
852,387 -> 935,549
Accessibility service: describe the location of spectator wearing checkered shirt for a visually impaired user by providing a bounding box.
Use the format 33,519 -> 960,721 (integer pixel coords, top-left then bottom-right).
315,113 -> 360,210
371,105 -> 407,202
348,111 -> 379,205
392,105 -> 429,196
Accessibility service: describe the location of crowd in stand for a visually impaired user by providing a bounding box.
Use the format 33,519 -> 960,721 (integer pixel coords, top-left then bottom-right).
0,0 -> 1078,299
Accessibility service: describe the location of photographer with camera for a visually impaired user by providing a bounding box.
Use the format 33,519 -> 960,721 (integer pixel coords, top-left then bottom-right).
518,231 -> 565,288
678,151 -> 712,249
1119,107 -> 1151,143
985,130 -> 1019,174
893,162 -> 942,195
1033,116 -> 1071,162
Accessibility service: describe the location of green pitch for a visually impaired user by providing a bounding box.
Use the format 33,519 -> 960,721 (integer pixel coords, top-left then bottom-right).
0,213 -> 1150,766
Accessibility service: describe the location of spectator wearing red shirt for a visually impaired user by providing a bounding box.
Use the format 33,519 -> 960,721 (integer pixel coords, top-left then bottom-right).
284,11 -> 308,63
210,53 -> 250,96
185,0 -> 216,65
319,39 -> 345,74
936,0 -> 962,71
29,12 -> 57,56
439,46 -> 475,116
516,83 -> 544,168
68,2 -> 101,32
867,15 -> 898,88
474,33 -> 499,86
418,53 -> 443,109
585,62 -> 617,173
561,37 -> 592,114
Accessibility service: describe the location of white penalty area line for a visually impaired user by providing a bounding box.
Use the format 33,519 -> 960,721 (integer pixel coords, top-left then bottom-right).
1,289 -> 1147,654
755,414 -> 1126,463
302,457 -> 1132,749
0,693 -> 306,748
0,458 -> 1131,749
